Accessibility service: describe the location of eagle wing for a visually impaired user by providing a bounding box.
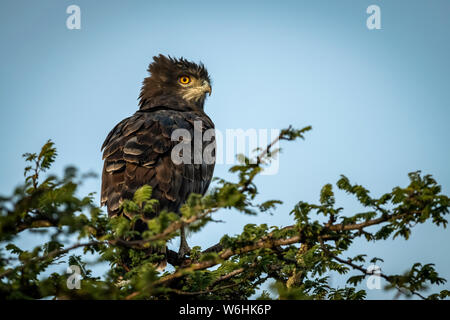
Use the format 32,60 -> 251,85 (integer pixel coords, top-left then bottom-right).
101,109 -> 215,218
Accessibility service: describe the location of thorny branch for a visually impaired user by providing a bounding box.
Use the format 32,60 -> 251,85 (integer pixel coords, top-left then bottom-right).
318,237 -> 427,300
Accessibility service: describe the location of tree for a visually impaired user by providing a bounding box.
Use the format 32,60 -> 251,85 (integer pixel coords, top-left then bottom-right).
0,126 -> 448,300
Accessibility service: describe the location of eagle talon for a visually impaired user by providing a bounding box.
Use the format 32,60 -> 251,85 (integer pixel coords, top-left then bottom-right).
178,243 -> 191,259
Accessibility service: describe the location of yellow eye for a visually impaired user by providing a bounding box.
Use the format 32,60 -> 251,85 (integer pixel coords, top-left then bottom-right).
179,76 -> 191,84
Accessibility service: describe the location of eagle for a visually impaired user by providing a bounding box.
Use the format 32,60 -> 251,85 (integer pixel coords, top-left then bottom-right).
100,54 -> 215,260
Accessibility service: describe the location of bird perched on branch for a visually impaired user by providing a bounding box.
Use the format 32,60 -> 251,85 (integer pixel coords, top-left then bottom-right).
101,54 -> 215,261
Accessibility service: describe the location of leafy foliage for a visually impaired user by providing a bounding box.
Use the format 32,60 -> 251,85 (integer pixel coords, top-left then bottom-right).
0,127 -> 449,300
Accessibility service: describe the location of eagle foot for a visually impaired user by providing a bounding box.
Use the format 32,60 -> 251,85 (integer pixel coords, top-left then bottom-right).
178,227 -> 191,259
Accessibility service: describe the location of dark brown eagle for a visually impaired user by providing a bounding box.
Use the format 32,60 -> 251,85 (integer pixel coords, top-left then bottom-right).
101,54 -> 215,259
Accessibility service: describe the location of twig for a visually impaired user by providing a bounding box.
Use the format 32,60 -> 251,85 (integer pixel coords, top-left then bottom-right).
318,237 -> 427,300
0,241 -> 104,279
111,208 -> 217,248
170,283 -> 240,296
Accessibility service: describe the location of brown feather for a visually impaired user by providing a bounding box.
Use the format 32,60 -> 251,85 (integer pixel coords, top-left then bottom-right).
101,55 -> 215,221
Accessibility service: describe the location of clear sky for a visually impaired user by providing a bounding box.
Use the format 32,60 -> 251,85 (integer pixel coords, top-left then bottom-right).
1,0 -> 449,299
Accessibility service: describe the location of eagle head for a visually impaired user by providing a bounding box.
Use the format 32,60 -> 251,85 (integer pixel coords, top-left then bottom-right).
138,54 -> 212,111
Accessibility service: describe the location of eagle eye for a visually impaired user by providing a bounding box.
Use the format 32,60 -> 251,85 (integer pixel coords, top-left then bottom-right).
179,76 -> 191,85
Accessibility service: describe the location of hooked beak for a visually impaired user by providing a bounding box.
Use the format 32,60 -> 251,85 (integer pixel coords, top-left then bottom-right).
203,81 -> 212,96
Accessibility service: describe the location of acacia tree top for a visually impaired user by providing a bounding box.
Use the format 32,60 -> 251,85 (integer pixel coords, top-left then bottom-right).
0,126 -> 448,300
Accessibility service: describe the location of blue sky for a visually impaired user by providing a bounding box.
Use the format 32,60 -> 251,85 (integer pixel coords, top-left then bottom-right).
1,0 -> 449,299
